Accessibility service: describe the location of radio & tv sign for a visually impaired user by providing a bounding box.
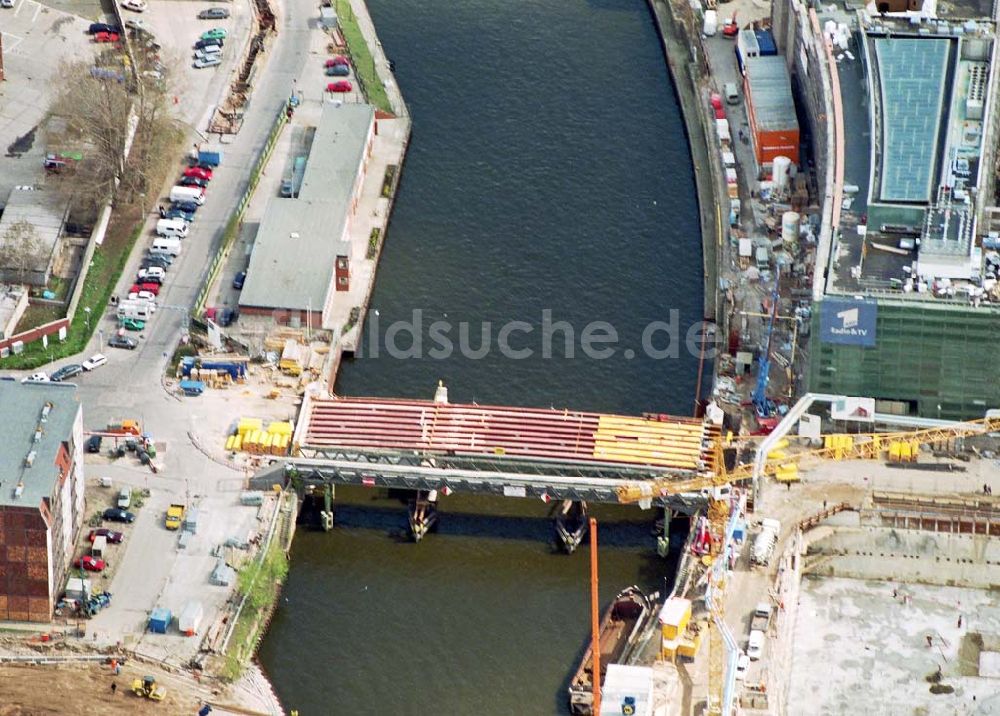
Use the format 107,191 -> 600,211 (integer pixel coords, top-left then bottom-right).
820,297 -> 877,347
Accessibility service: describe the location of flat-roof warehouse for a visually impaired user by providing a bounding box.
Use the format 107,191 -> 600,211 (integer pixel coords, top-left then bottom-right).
239,103 -> 376,329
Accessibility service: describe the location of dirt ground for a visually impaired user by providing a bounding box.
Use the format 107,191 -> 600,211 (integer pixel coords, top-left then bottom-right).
0,661 -> 217,715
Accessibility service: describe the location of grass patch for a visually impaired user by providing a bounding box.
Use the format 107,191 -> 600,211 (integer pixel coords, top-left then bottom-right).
168,342 -> 199,374
381,165 -> 397,198
220,536 -> 289,681
15,303 -> 65,333
335,0 -> 393,113
366,227 -> 381,259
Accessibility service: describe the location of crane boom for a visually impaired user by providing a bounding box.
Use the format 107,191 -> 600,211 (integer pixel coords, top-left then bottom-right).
616,416 -> 1000,503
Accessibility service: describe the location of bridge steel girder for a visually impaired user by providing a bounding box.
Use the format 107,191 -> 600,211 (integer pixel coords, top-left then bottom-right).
284,458 -> 705,513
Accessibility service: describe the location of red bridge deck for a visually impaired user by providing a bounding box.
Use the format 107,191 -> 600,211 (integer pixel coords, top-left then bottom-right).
296,396 -> 718,472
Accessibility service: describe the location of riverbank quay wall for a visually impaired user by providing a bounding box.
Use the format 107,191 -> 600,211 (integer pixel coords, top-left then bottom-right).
645,0 -> 723,327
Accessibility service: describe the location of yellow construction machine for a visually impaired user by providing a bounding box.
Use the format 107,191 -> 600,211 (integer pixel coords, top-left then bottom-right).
132,675 -> 166,701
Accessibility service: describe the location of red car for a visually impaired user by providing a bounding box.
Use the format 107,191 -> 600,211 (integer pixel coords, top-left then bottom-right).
327,81 -> 352,93
130,282 -> 160,296
94,31 -> 121,43
74,555 -> 107,572
325,56 -> 350,67
88,529 -> 125,544
184,166 -> 213,181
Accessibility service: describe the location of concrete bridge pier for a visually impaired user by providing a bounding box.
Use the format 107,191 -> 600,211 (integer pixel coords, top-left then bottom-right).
407,490 -> 438,542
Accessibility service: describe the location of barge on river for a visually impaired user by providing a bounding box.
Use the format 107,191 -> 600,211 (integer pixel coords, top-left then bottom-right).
567,585 -> 652,715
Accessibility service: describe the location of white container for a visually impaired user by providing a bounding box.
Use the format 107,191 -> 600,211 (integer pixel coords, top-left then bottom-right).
179,601 -> 204,635
781,211 -> 801,245
703,9 -> 718,36
772,156 -> 792,190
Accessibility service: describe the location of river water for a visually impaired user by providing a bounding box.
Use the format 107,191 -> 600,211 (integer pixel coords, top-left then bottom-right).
257,0 -> 702,712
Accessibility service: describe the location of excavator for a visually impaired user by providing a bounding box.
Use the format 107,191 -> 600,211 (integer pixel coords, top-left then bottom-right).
132,675 -> 166,701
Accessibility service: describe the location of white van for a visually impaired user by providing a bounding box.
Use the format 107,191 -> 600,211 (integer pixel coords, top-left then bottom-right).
156,218 -> 188,239
120,297 -> 156,313
747,630 -> 765,660
170,185 -> 205,205
151,237 -> 182,256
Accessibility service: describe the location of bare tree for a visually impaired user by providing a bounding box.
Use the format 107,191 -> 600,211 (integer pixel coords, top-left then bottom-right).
46,57 -> 180,214
0,220 -> 47,285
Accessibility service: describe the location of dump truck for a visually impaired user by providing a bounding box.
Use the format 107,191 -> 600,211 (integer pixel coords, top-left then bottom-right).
750,602 -> 771,633
165,503 -> 186,530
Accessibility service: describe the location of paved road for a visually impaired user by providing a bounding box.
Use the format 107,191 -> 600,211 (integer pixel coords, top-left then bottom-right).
70,0 -> 320,660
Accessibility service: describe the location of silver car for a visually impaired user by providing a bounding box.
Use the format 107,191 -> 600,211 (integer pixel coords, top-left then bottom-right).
193,55 -> 222,69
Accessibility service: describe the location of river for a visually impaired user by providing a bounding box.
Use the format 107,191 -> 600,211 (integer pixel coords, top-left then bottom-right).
257,0 -> 702,712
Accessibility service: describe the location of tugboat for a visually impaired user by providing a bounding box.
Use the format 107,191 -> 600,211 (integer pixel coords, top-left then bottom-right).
554,500 -> 589,554
567,585 -> 652,715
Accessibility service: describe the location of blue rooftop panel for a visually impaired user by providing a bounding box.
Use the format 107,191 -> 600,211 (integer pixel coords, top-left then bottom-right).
875,37 -> 950,203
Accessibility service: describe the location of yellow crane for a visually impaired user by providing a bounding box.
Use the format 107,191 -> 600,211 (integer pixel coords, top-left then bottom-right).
617,415 -> 1000,714
615,416 -> 1000,504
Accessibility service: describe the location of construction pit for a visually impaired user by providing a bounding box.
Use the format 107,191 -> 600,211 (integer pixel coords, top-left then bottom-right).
782,510 -> 1000,714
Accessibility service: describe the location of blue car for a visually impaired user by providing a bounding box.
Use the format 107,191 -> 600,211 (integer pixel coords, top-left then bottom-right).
166,208 -> 195,222
325,64 -> 350,77
172,200 -> 200,213
233,271 -> 246,289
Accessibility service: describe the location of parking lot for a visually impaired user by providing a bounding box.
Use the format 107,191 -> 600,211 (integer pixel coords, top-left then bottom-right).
135,0 -> 254,129
0,0 -> 101,198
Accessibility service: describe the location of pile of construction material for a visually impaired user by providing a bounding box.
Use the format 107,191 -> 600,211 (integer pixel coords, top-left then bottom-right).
179,355 -> 248,388
225,418 -> 293,455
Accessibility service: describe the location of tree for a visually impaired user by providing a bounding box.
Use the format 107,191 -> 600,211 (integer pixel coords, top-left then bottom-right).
0,220 -> 47,285
46,56 -> 179,215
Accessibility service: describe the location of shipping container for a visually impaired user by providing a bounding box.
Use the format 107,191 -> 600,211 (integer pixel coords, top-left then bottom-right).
755,29 -> 778,56
148,607 -> 171,633
179,601 -> 204,635
703,9 -> 718,36
744,56 -> 800,166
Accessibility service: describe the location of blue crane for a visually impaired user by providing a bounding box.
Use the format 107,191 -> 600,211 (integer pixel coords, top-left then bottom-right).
751,265 -> 780,419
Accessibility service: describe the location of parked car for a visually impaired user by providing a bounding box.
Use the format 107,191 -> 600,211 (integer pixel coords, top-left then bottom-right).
88,22 -> 120,34
141,256 -> 172,271
194,44 -> 222,59
325,56 -> 350,67
131,282 -> 160,295
74,555 -> 106,572
198,6 -> 230,19
165,208 -> 195,223
233,271 -> 246,289
121,0 -> 146,12
201,28 -> 227,41
747,630 -> 765,660
735,653 -> 750,681
21,372 -> 49,383
117,488 -> 131,509
135,273 -> 163,286
89,529 -> 125,544
180,175 -> 209,188
82,353 -> 108,371
327,81 -> 352,93
86,435 -> 103,453
1,0 -> 16,8
138,266 -> 165,281
219,307 -> 238,326
127,290 -> 157,303
193,38 -> 223,51
103,507 -> 136,523
325,64 -> 350,77
109,333 -> 138,350
171,200 -> 200,213
119,317 -> 145,331
145,249 -> 174,263
94,31 -> 121,43
125,18 -> 146,31
50,364 -> 83,382
194,56 -> 222,69
184,166 -> 213,181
